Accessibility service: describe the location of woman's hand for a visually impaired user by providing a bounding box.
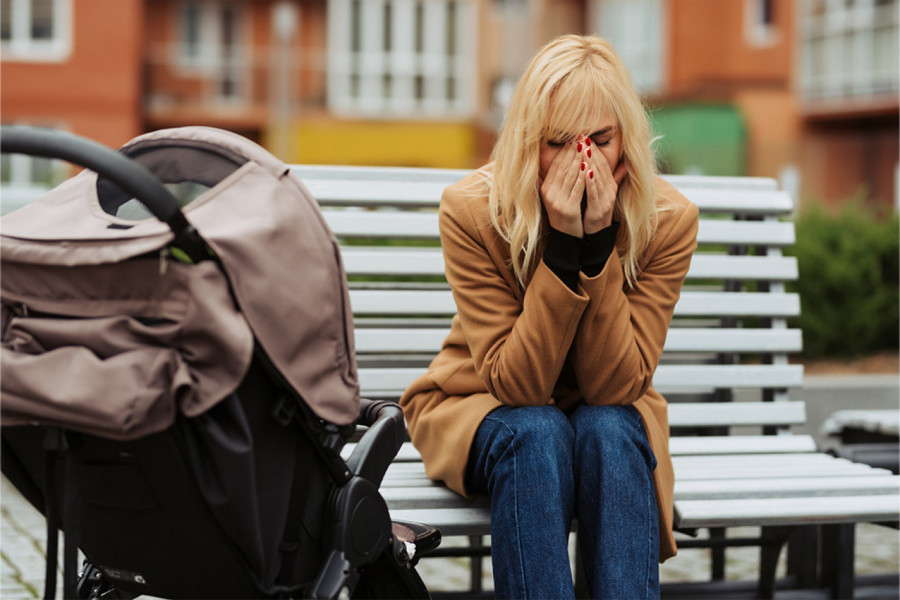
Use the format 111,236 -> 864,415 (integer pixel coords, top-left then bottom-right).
539,138 -> 586,238
582,139 -> 628,234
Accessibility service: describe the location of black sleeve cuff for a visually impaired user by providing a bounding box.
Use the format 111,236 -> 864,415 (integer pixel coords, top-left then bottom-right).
581,222 -> 620,277
543,227 -> 581,291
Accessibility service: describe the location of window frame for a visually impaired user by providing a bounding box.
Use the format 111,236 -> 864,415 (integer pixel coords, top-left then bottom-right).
326,0 -> 477,119
0,0 -> 72,62
799,0 -> 899,101
174,0 -> 248,105
590,0 -> 666,95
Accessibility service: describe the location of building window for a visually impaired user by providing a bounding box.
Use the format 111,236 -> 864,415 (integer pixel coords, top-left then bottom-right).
800,0 -> 899,101
0,124 -> 67,215
0,0 -> 71,61
590,0 -> 664,94
327,0 -> 476,118
176,1 -> 246,103
745,0 -> 779,46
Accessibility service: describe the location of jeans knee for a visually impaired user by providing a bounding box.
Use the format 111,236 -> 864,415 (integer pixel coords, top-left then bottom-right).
484,406 -> 574,466
571,405 -> 656,470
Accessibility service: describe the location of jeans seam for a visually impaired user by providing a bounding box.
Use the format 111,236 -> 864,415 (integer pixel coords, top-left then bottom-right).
487,417 -> 529,597
644,437 -> 657,599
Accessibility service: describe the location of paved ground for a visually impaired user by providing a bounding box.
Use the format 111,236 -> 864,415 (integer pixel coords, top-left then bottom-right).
2,374 -> 897,598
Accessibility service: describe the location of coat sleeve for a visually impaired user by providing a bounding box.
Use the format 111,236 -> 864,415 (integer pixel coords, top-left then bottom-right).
439,187 -> 590,406
569,199 -> 699,406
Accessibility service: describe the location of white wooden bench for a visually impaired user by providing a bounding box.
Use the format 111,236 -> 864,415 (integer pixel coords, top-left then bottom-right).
294,164 -> 900,599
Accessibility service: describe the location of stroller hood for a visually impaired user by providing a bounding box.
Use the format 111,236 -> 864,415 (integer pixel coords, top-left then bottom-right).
1,127 -> 360,434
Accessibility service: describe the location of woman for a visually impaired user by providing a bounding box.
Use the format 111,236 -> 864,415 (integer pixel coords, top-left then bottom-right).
399,34 -> 698,599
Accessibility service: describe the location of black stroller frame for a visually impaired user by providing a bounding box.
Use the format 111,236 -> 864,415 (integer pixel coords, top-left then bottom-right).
0,126 -> 438,600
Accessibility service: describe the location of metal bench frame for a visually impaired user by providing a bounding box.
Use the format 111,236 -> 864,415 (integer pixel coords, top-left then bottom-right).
295,165 -> 900,599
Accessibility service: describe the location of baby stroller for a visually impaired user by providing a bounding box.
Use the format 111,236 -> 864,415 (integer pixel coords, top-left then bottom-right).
0,125 -> 439,599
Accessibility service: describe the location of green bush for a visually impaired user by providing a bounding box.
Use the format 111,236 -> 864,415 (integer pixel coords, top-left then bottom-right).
787,201 -> 899,358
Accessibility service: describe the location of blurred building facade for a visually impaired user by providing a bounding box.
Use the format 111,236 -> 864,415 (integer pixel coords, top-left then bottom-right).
1,0 -> 144,201
2,0 -> 897,211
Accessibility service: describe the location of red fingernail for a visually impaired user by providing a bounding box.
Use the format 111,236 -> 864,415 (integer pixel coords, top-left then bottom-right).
589,170 -> 594,179
577,142 -> 583,152
581,162 -> 586,171
587,148 -> 592,158
585,138 -> 591,146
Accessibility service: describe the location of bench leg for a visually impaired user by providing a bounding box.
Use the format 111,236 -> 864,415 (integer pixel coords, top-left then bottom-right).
820,524 -> 855,600
787,526 -> 819,588
757,526 -> 794,599
468,535 -> 484,595
709,527 -> 727,580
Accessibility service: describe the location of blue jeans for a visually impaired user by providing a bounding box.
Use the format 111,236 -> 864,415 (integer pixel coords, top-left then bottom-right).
466,404 -> 659,600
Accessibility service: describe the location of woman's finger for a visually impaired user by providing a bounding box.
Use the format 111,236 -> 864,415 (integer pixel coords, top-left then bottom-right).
582,145 -> 618,234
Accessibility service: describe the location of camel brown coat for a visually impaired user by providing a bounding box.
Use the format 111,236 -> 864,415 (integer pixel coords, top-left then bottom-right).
398,168 -> 699,562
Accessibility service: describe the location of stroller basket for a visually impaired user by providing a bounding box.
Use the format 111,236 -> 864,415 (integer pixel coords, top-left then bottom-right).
0,126 -> 438,599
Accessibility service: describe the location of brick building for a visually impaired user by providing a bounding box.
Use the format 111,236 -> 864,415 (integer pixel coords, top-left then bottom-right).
2,0 -> 897,211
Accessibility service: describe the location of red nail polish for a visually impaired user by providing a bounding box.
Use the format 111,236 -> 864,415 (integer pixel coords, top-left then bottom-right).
587,148 -> 592,158
584,138 -> 591,146
589,170 -> 594,179
581,162 -> 586,171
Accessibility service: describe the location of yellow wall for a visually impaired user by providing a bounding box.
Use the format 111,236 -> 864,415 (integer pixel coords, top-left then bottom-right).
278,120 -> 478,168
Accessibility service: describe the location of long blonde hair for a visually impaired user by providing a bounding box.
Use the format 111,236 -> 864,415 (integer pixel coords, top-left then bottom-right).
487,34 -> 659,288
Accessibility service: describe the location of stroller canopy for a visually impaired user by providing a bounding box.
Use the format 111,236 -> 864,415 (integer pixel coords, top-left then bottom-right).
1,127 -> 359,437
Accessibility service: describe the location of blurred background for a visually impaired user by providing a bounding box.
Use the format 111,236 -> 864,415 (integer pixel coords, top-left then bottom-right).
1,0 -> 898,361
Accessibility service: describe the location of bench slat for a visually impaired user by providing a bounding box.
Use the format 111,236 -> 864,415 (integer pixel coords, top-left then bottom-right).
697,220 -> 795,246
326,211 -> 440,239
668,399 -> 805,427
294,164 -> 471,183
312,183 -> 792,214
386,491 -> 900,535
348,289 -> 800,317
381,486 -> 488,510
388,508 -> 491,536
323,211 -> 795,247
353,327 -> 803,354
346,435 -> 817,466
298,167 -> 791,215
674,462 -> 880,480
376,475 -> 900,508
674,475 -> 900,500
668,434 -> 816,455
663,174 -> 778,191
675,493 -> 900,528
339,247 -> 798,281
381,454 -> 878,481
672,453 -> 860,469
298,167 -> 776,191
358,365 -> 804,398
686,255 -> 797,281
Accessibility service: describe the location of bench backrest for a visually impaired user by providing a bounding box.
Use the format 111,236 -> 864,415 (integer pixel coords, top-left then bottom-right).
294,165 -> 804,434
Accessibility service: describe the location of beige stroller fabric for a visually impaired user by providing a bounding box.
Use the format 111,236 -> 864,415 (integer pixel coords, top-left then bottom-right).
1,127 -> 359,438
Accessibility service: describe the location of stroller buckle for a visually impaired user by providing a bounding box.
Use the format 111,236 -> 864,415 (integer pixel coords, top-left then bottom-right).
271,394 -> 297,427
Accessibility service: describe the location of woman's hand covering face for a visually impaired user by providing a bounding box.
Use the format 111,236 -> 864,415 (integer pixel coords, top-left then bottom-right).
539,134 -> 627,237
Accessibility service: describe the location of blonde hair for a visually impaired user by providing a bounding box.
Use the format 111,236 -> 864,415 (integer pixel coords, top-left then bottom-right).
487,34 -> 659,288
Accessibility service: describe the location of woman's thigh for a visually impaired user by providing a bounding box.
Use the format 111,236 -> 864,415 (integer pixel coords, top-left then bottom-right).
466,404 -> 575,494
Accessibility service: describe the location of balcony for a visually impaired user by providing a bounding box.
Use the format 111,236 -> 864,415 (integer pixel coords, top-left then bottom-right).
799,0 -> 899,119
142,42 -> 327,133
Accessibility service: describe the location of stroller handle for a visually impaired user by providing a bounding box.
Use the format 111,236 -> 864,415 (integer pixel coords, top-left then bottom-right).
0,125 -> 207,262
347,399 -> 406,488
